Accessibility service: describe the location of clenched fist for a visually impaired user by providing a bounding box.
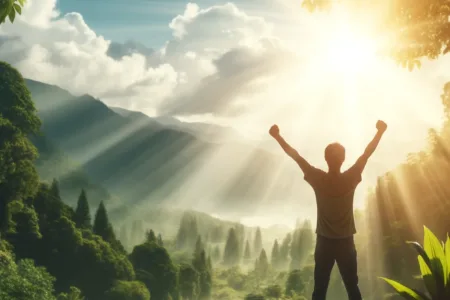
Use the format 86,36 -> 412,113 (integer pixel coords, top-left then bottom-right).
376,120 -> 387,133
269,124 -> 280,137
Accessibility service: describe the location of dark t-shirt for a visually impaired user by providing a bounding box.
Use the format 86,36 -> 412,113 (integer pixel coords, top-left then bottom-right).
304,166 -> 362,239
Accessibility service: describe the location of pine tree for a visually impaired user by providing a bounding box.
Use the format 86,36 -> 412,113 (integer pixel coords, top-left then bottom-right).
194,235 -> 204,257
243,239 -> 251,264
271,239 -> 280,270
50,179 -> 62,202
74,189 -> 91,230
279,233 -> 292,269
93,201 -> 115,243
255,249 -> 269,278
157,233 -> 163,246
146,229 -> 157,243
223,227 -> 240,266
253,227 -> 263,257
188,217 -> 199,249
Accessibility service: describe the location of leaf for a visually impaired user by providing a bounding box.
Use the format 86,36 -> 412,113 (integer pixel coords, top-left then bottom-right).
8,6 -> 15,23
13,3 -> 21,15
380,277 -> 425,300
418,255 -> 437,297
18,0 -> 26,6
445,235 -> 450,284
423,226 -> 447,286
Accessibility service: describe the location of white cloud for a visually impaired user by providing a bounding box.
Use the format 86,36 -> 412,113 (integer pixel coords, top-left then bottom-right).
0,0 -> 285,117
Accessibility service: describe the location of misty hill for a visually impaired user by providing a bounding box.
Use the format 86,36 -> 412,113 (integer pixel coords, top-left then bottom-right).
25,79 -> 314,219
30,133 -> 118,209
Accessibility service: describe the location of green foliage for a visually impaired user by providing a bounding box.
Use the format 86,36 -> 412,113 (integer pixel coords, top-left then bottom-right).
74,189 -> 91,230
244,239 -> 251,263
179,263 -> 200,300
381,226 -> 450,300
57,287 -> 84,300
271,240 -> 280,270
145,229 -> 157,243
104,280 -> 151,300
223,227 -> 240,266
0,0 -> 26,24
0,62 -> 41,233
93,201 -> 125,253
176,213 -> 199,250
285,269 -> 305,297
0,248 -> 56,300
290,221 -> 314,271
130,241 -> 178,300
253,227 -> 263,257
264,284 -> 282,299
245,293 -> 265,300
255,249 -> 270,279
0,61 -> 41,134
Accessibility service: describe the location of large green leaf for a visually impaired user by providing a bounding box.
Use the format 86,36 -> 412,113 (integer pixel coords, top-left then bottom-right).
445,235 -> 450,295
380,277 -> 426,300
418,255 -> 437,297
423,226 -> 447,286
408,241 -> 432,270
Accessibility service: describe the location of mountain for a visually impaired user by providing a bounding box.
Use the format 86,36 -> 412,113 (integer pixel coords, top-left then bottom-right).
25,79 -> 315,220
110,106 -> 245,143
30,134 -> 117,209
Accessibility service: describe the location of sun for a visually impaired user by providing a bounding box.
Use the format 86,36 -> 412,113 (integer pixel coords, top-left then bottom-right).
321,24 -> 378,75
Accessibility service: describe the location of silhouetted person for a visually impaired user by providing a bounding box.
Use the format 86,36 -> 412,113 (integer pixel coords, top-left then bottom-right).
269,120 -> 387,300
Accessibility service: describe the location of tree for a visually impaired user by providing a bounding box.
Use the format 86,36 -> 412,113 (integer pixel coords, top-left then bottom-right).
264,285 -> 282,299
179,264 -> 199,300
245,294 -> 265,300
0,250 -> 56,300
0,0 -> 26,24
223,228 -> 240,266
130,242 -> 178,300
270,240 -> 280,270
145,229 -> 157,243
255,249 -> 269,279
243,240 -> 251,263
57,287 -> 84,300
253,227 -> 263,257
285,270 -> 305,297
74,189 -> 91,230
0,62 -> 41,232
93,201 -> 124,252
279,233 -> 292,269
104,281 -> 151,300
157,233 -> 163,246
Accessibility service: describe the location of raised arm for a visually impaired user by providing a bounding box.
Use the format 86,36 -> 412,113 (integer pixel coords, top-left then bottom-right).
351,120 -> 388,173
269,124 -> 312,174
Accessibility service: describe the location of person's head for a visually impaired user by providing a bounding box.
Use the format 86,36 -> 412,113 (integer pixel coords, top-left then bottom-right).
324,142 -> 345,171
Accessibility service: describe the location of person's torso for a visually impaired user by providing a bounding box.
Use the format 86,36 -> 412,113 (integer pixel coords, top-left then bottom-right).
312,171 -> 358,238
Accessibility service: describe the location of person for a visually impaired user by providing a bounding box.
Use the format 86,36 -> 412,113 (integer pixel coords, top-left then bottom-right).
269,120 -> 387,300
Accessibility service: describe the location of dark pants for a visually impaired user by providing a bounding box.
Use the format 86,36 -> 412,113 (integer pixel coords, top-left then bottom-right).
312,235 -> 362,300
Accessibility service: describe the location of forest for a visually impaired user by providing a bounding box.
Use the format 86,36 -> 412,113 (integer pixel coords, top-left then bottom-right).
1,0 -> 450,300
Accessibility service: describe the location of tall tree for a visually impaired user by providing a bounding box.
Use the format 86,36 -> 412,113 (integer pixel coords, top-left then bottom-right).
223,228 -> 240,266
179,264 -> 199,300
93,201 -> 125,254
145,229 -> 157,243
243,240 -> 251,264
253,227 -> 263,257
74,189 -> 91,230
255,249 -> 269,279
279,233 -> 292,269
0,62 -> 41,232
157,233 -> 164,246
271,240 -> 280,270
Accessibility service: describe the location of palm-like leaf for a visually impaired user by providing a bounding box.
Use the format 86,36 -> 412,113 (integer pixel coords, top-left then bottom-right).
380,277 -> 427,300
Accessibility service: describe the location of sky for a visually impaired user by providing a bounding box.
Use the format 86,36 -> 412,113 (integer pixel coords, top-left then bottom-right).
1,0 -> 449,227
